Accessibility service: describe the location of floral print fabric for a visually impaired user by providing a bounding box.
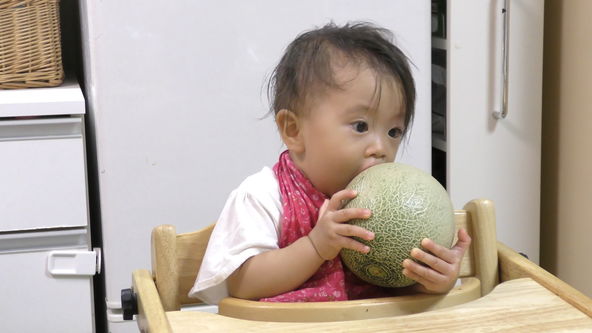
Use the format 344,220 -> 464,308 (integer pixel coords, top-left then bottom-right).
261,150 -> 389,302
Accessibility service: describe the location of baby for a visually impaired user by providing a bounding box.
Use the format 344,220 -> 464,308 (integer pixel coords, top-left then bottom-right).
189,22 -> 471,304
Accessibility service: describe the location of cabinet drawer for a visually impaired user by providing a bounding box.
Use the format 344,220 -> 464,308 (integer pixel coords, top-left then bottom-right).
0,229 -> 94,332
0,117 -> 88,231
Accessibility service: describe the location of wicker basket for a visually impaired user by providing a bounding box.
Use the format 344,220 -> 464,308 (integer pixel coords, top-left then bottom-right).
0,0 -> 64,89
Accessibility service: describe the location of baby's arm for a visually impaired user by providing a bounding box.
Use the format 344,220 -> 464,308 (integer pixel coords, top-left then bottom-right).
227,234 -> 324,300
227,189 -> 374,300
402,228 -> 472,294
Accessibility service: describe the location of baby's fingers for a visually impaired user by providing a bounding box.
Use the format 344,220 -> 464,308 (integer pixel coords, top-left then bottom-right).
339,235 -> 371,254
332,207 -> 372,223
402,259 -> 446,290
337,223 -> 375,242
328,189 -> 358,211
419,239 -> 456,264
410,248 -> 453,276
452,229 -> 472,254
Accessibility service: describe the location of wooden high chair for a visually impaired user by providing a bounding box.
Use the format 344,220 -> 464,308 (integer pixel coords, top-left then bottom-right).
125,199 -> 592,332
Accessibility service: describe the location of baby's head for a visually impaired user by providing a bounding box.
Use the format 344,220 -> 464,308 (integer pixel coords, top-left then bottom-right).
268,21 -> 416,134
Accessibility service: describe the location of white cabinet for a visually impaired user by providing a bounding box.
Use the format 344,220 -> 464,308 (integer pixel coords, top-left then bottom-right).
0,82 -> 96,331
432,0 -> 543,262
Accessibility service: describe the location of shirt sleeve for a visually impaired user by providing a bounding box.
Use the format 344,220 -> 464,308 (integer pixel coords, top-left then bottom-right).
187,167 -> 281,304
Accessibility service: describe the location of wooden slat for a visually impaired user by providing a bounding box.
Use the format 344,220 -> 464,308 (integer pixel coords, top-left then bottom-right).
175,224 -> 215,305
454,210 -> 474,278
132,269 -> 172,333
463,199 -> 499,295
498,241 -> 592,317
151,225 -> 179,310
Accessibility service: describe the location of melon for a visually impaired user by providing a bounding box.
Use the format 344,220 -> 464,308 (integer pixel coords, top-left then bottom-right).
340,163 -> 455,288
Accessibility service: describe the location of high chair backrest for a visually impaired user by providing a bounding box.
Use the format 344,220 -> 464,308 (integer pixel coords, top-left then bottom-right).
151,223 -> 215,310
151,199 -> 498,314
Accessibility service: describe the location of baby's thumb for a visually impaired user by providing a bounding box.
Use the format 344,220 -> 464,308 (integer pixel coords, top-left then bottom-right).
318,199 -> 330,216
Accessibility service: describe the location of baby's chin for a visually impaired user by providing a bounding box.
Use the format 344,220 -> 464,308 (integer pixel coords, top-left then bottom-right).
319,173 -> 360,197
331,181 -> 357,196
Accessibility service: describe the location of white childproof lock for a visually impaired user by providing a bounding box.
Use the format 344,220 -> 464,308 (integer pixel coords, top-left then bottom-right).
47,248 -> 101,276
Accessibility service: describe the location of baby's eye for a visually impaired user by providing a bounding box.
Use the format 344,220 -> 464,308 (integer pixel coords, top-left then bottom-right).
388,128 -> 403,138
353,121 -> 369,133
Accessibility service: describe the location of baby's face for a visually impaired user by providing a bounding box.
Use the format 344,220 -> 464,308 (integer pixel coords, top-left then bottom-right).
295,63 -> 406,196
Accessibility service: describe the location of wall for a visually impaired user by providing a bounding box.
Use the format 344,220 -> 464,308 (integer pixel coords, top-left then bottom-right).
541,0 -> 592,297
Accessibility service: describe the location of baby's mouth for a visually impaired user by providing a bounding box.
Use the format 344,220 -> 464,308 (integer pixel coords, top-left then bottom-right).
360,160 -> 384,174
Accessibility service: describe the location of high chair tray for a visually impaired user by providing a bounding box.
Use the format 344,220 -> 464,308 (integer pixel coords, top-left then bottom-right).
162,278 -> 592,332
131,242 -> 592,332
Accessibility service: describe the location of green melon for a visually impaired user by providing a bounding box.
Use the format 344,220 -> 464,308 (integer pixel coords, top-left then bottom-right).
340,163 -> 455,288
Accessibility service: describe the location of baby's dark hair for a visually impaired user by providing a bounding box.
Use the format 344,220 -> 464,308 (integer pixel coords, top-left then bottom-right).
267,21 -> 416,134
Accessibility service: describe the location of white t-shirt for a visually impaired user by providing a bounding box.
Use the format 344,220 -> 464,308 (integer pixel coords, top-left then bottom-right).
188,167 -> 282,304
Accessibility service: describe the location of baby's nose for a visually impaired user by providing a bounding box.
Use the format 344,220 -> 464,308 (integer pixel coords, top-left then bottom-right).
366,136 -> 387,158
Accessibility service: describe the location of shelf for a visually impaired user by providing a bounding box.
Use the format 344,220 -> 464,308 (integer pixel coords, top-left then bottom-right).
0,80 -> 84,118
432,37 -> 447,50
432,132 -> 447,152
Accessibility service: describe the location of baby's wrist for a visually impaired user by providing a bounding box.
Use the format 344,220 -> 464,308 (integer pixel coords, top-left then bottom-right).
306,235 -> 330,261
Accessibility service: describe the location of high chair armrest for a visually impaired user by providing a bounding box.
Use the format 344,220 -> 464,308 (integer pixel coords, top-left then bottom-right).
132,269 -> 173,333
497,241 -> 592,317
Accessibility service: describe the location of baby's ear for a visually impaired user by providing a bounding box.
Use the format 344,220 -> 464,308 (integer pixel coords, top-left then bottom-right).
275,109 -> 304,153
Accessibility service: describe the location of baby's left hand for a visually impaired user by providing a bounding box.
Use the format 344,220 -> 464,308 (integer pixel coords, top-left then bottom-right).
402,228 -> 472,294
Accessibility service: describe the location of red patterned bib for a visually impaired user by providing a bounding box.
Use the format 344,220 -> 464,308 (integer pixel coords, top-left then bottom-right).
261,151 -> 390,302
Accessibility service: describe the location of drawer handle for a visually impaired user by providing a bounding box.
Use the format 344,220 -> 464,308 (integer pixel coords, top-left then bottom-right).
0,117 -> 82,141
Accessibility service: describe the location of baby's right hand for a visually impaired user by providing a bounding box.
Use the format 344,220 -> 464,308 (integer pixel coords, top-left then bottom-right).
307,189 -> 375,260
